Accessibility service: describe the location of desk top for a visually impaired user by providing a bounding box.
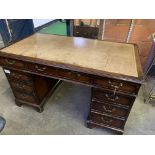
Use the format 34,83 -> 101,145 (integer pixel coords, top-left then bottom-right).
0,33 -> 141,78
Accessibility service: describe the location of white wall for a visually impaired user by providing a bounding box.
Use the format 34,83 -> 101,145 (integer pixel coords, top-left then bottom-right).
33,19 -> 54,28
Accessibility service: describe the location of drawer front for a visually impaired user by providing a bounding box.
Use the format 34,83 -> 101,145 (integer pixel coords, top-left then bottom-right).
4,69 -> 32,82
10,81 -> 34,94
90,112 -> 124,129
58,69 -> 91,84
27,63 -> 58,77
0,57 -> 25,69
28,63 -> 91,84
92,88 -> 135,107
91,101 -> 129,118
14,91 -> 37,103
93,77 -> 140,95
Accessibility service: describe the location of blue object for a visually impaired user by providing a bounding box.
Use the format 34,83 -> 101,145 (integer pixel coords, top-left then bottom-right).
0,19 -> 34,46
0,116 -> 6,132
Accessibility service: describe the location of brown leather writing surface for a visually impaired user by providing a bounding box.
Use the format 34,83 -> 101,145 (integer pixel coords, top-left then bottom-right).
1,33 -> 138,77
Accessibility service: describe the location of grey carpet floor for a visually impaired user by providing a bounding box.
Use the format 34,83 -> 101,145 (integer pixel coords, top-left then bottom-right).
0,67 -> 155,135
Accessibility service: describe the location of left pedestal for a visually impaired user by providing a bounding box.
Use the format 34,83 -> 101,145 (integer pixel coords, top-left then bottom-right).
3,68 -> 60,112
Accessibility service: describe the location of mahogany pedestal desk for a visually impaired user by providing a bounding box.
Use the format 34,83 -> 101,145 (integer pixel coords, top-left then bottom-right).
0,33 -> 143,134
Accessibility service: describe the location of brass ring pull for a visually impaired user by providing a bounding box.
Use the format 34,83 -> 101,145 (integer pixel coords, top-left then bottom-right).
77,73 -> 81,77
35,65 -> 46,72
102,105 -> 116,113
108,80 -> 123,89
105,94 -> 119,101
101,117 -> 112,124
11,73 -> 17,77
13,75 -> 23,79
20,94 -> 27,98
5,59 -> 15,65
11,73 -> 22,79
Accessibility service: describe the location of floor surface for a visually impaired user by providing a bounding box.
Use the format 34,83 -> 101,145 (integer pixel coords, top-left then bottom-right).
0,67 -> 155,135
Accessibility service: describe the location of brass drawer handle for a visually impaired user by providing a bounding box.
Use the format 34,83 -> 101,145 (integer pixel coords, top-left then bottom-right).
35,65 -> 46,72
77,73 -> 81,77
68,72 -> 72,75
101,117 -> 113,124
108,80 -> 123,89
102,105 -> 116,113
20,94 -> 27,98
11,73 -> 29,80
105,94 -> 119,101
15,83 -> 25,89
68,72 -> 81,77
11,73 -> 19,78
5,59 -> 15,65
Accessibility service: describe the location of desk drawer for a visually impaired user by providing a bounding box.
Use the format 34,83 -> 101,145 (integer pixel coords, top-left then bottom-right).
90,112 -> 124,129
91,101 -> 129,118
58,69 -> 91,84
93,76 -> 140,95
28,63 -> 91,84
4,69 -> 32,83
0,57 -> 25,69
27,63 -> 59,76
10,81 -> 34,94
92,88 -> 135,107
14,91 -> 37,103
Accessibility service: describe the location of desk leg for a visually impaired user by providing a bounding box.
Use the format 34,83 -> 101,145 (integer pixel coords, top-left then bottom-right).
3,68 -> 61,112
